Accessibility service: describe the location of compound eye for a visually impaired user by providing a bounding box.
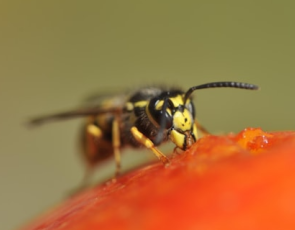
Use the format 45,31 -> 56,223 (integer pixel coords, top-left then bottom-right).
148,98 -> 173,129
186,101 -> 195,118
161,110 -> 173,129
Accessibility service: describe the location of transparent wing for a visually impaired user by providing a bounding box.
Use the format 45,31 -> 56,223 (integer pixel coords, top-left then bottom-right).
28,91 -> 129,127
28,106 -> 124,126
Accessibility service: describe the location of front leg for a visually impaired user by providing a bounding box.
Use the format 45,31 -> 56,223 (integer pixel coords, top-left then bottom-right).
130,127 -> 170,165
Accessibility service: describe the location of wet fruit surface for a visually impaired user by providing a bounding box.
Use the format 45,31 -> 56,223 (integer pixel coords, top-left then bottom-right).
21,128 -> 295,230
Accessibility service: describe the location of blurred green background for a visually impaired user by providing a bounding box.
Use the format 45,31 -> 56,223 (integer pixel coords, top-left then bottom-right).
1,1 -> 294,229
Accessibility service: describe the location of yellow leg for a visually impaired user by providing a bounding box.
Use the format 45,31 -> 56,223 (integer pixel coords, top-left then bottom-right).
112,116 -> 121,177
130,127 -> 170,165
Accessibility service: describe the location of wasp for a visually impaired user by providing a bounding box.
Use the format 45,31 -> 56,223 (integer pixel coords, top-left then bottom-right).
29,81 -> 259,184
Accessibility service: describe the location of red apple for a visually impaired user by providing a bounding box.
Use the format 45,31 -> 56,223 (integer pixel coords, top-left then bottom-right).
20,128 -> 295,230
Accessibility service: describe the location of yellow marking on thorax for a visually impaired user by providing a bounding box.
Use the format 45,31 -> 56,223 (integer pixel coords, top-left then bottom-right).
125,102 -> 134,111
87,124 -> 102,137
134,101 -> 148,108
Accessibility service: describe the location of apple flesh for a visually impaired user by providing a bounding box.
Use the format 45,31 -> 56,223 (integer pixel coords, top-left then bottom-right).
21,128 -> 295,230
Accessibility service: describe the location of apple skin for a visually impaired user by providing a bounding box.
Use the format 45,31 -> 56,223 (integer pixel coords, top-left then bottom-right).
21,128 -> 295,230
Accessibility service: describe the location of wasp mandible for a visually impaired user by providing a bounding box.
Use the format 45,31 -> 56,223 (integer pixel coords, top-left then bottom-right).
29,81 -> 259,182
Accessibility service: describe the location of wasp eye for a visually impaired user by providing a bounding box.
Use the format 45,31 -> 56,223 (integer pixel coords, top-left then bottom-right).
148,98 -> 173,129
186,101 -> 195,118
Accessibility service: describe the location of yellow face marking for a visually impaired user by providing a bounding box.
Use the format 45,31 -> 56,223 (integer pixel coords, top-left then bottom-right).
173,109 -> 193,131
169,95 -> 185,107
155,95 -> 191,111
169,121 -> 197,150
155,95 -> 184,109
168,99 -> 196,149
170,129 -> 185,149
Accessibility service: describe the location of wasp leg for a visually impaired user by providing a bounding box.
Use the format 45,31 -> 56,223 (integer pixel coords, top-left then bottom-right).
84,124 -> 103,186
82,124 -> 103,187
130,127 -> 170,165
86,123 -> 103,161
112,116 -> 121,178
69,124 -> 103,195
78,166 -> 94,191
195,120 -> 211,136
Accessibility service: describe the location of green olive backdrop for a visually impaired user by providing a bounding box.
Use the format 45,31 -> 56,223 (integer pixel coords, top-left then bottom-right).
1,1 -> 294,229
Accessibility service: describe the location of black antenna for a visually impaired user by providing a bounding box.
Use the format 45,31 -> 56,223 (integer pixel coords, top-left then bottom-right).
183,81 -> 259,104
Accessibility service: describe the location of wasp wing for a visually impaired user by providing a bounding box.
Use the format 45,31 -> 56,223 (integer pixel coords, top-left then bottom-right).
27,90 -> 129,126
28,106 -> 124,126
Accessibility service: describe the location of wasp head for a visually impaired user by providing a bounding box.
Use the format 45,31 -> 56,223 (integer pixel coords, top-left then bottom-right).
148,81 -> 259,150
148,91 -> 198,150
